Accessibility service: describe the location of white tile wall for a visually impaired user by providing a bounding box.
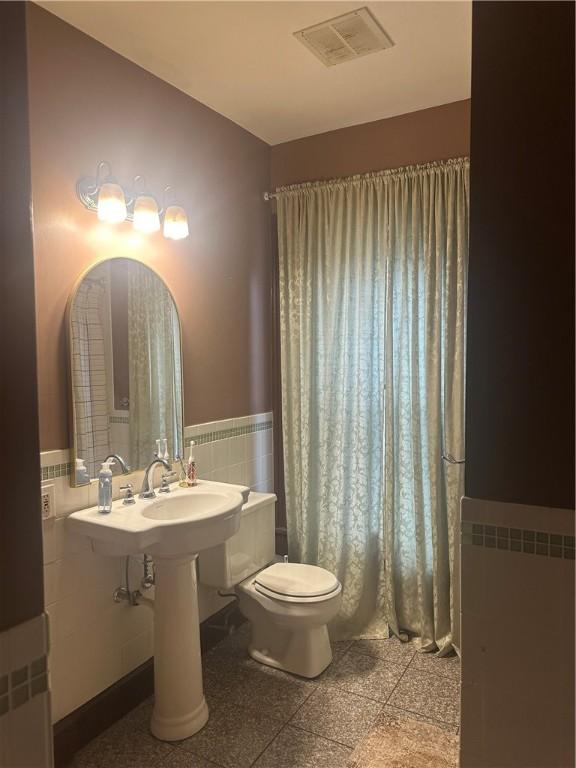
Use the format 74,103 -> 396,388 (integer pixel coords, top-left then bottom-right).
0,615 -> 53,768
40,412 -> 274,723
184,412 -> 274,493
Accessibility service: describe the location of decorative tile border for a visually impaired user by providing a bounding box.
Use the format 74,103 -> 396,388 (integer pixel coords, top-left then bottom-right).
0,656 -> 48,719
109,415 -> 129,425
462,521 -> 575,559
184,420 -> 273,448
40,462 -> 73,482
39,419 -> 273,478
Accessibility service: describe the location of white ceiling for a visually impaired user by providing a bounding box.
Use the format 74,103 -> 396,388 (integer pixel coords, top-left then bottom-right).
39,1 -> 472,145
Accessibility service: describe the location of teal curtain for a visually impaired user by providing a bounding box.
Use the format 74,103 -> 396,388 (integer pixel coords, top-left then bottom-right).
277,158 -> 468,650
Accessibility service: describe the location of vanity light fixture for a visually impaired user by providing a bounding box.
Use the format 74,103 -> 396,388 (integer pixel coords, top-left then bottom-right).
163,187 -> 189,240
164,207 -> 189,240
132,176 -> 161,234
76,162 -> 189,240
76,161 -> 128,224
97,181 -> 127,224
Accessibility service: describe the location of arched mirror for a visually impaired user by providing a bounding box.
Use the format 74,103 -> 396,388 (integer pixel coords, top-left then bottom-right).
67,258 -> 184,486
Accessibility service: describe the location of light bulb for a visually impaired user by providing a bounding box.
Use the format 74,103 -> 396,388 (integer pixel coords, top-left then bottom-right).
133,195 -> 160,234
163,205 -> 189,240
97,182 -> 127,224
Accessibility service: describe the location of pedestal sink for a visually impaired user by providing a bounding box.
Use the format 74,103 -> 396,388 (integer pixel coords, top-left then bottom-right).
67,482 -> 246,741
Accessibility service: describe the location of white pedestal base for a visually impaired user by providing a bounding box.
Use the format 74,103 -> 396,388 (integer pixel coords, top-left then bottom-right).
150,555 -> 209,741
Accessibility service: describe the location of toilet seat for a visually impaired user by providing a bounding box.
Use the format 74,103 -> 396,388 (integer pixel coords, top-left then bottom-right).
254,563 -> 341,604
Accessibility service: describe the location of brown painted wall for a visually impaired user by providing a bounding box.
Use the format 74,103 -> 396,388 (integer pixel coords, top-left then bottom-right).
465,0 -> 574,510
27,4 -> 273,451
270,100 -> 471,188
0,1 -> 44,632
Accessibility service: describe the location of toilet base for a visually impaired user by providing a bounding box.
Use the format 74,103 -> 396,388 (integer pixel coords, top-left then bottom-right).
249,622 -> 333,679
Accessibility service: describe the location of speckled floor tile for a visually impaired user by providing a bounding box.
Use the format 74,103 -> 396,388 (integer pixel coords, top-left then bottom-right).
121,695 -> 154,732
388,669 -> 460,725
253,725 -> 352,768
178,698 -> 284,768
204,657 -> 315,720
206,623 -> 252,660
351,637 -> 417,668
290,685 -> 383,747
348,709 -> 459,768
331,639 -> 354,660
408,649 -> 461,682
161,747 -> 225,767
381,705 -> 459,734
320,650 -> 406,702
72,720 -> 176,767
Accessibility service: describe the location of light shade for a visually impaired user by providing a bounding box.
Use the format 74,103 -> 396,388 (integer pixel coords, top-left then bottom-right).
97,182 -> 127,224
133,195 -> 160,234
163,205 -> 189,240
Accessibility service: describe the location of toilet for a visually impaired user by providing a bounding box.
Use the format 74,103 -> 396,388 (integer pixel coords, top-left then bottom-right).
197,491 -> 342,678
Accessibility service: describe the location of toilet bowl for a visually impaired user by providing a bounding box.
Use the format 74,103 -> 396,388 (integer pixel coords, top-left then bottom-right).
236,561 -> 342,678
198,492 -> 342,678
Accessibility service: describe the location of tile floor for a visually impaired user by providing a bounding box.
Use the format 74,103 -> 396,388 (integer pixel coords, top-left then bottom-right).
71,625 -> 460,768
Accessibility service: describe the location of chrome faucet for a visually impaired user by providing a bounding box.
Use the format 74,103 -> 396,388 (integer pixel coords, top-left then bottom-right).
140,456 -> 172,499
103,453 -> 131,474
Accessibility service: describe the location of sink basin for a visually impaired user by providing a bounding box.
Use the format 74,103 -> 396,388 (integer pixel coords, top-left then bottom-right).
67,483 -> 245,557
142,491 -> 237,521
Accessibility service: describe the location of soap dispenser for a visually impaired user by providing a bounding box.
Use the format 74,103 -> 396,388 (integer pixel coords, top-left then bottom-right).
98,459 -> 115,514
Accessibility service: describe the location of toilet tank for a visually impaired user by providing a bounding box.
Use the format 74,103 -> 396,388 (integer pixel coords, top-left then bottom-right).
198,491 -> 277,589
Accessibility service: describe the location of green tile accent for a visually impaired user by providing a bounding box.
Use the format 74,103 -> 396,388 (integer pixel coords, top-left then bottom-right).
550,546 -> 563,558
184,419 -> 273,449
30,674 -> 48,697
109,415 -> 129,424
463,522 -> 575,560
0,655 -> 49,718
40,461 -> 73,481
11,684 -> 29,709
11,667 -> 27,687
30,657 -> 47,678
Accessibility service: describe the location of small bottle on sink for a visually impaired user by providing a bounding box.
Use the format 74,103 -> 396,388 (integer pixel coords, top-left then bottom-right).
186,441 -> 198,487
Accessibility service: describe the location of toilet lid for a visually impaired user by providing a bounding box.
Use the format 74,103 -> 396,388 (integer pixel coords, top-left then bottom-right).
255,563 -> 340,599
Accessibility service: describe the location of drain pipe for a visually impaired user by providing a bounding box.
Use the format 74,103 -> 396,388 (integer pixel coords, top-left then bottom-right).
113,555 -> 155,609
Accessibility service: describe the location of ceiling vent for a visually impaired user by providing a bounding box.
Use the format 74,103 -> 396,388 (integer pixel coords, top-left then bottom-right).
294,7 -> 394,67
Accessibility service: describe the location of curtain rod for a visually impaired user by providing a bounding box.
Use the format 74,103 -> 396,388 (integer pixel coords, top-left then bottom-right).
263,191 -> 278,201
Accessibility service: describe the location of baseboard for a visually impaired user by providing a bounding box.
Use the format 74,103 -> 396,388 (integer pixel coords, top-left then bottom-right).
53,601 -> 245,767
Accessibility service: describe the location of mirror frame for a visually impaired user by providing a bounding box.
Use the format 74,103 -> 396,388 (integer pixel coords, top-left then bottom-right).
65,255 -> 185,487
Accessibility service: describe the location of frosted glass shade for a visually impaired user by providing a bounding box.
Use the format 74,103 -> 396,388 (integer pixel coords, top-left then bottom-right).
163,206 -> 189,240
97,182 -> 127,224
133,195 -> 160,234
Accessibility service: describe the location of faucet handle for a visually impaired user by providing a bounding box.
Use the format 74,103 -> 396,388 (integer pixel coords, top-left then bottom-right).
120,483 -> 135,505
159,472 -> 177,493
